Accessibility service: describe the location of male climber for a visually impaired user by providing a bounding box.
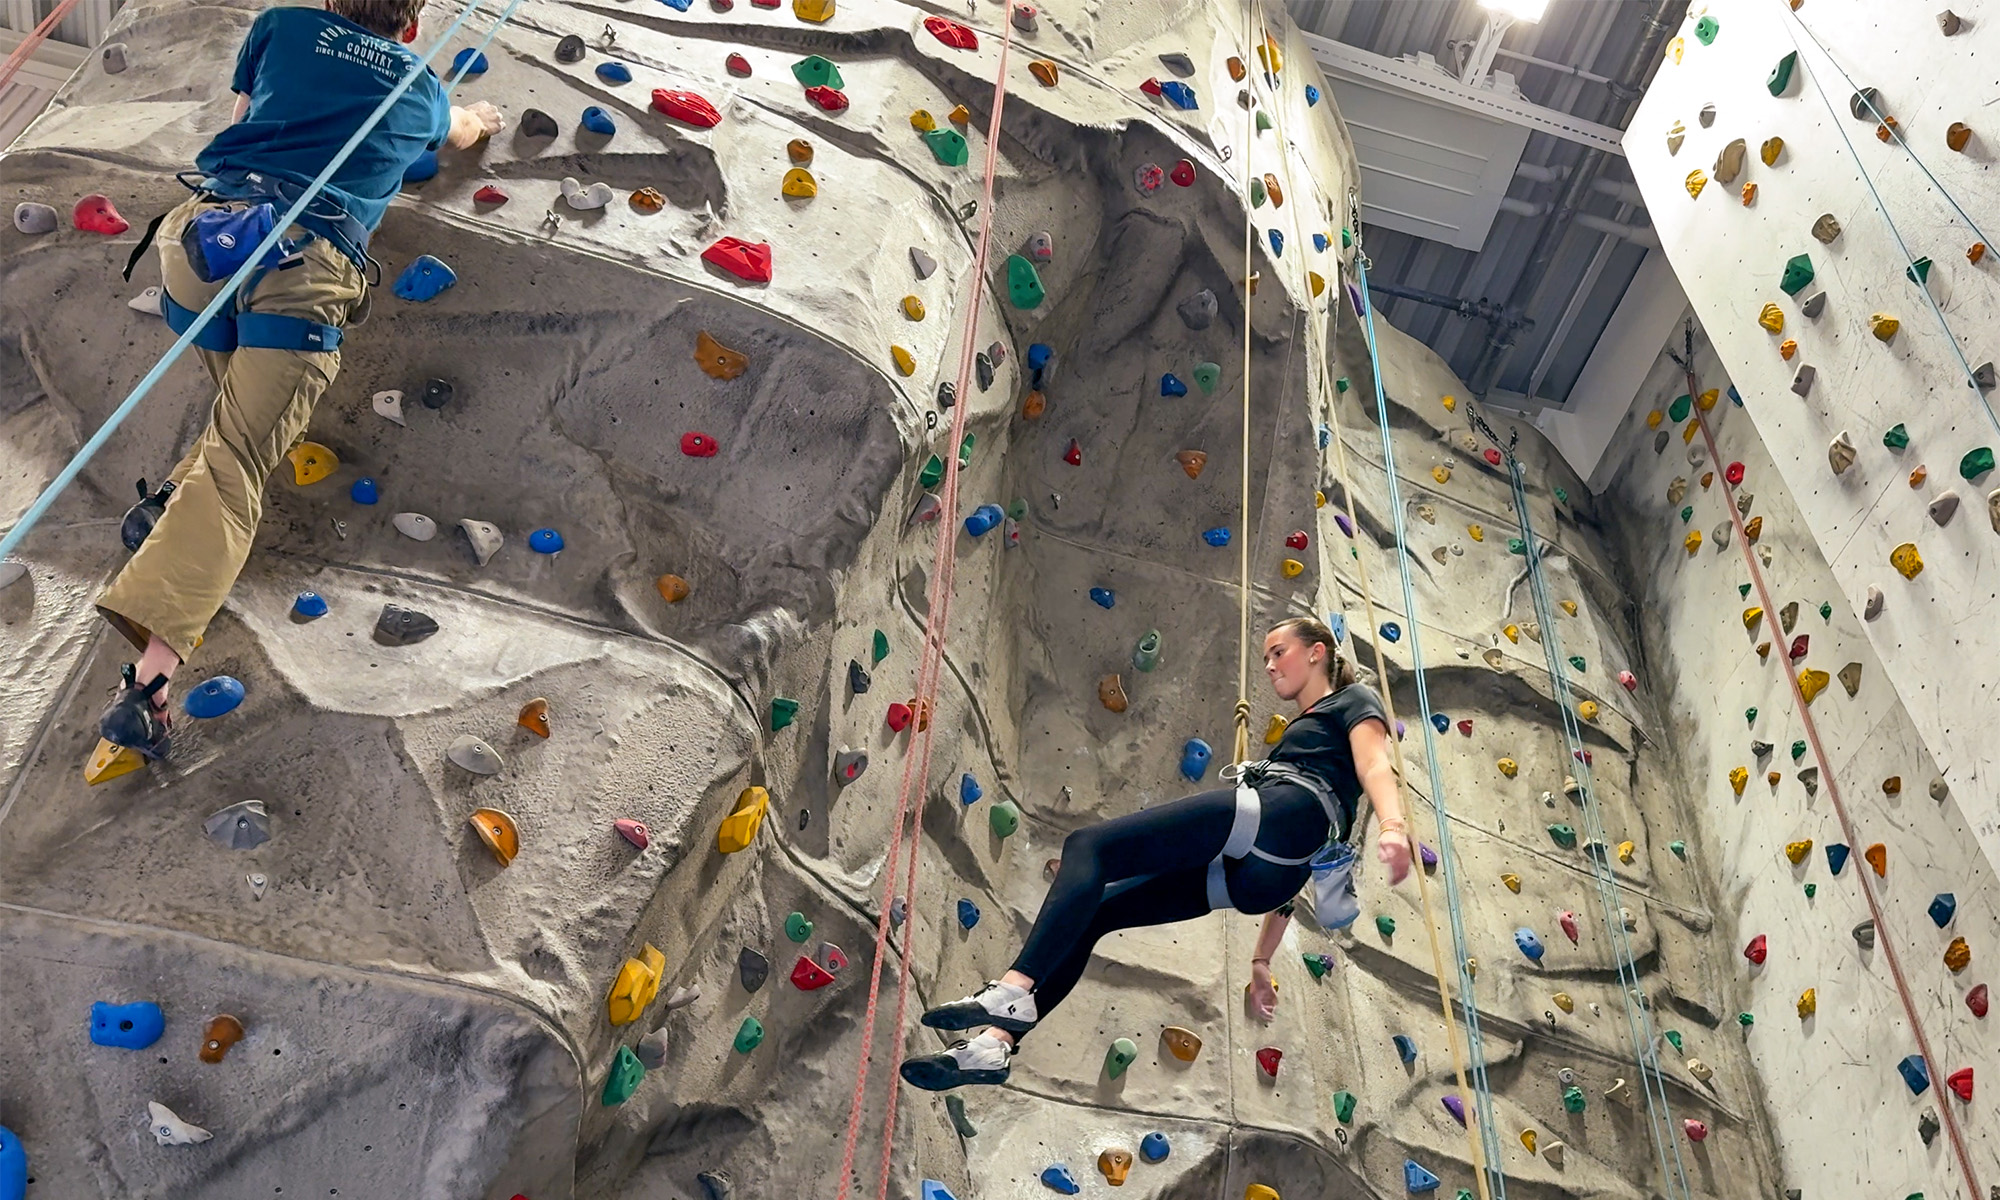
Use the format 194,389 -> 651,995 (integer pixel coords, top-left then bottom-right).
96,0 -> 503,757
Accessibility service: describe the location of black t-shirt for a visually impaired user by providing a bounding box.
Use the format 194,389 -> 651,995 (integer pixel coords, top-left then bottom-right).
1267,684 -> 1390,830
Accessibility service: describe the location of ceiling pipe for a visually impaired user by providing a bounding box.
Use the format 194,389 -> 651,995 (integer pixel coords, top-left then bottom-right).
1463,0 -> 1688,398
1367,278 -> 1536,332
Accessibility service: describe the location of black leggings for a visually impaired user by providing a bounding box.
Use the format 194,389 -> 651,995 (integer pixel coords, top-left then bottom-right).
1009,783 -> 1332,1032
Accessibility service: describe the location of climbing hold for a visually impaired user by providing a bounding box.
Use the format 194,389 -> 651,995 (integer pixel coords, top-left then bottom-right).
1375,915 -> 1397,939
734,1016 -> 765,1054
393,255 -> 456,302
1104,1036 -> 1140,1079
1501,873 -> 1521,893
1780,253 -> 1815,296
1869,313 -> 1901,342
147,1100 -> 212,1146
1864,842 -> 1888,876
371,602 -> 438,647
448,738 -> 504,779
1547,824 -> 1577,848
1797,987 -> 1817,1019
1038,1164 -> 1081,1195
611,817 -> 649,851
90,1000 -> 165,1050
1516,928 -> 1545,962
182,674 -> 246,720
1948,938 -> 1973,972
1826,843 -> 1849,873
1902,1054 -> 1932,1095
1931,893 -> 1960,927
1685,169 -> 1708,199
71,192 -> 130,236
466,807 -> 519,867
717,786 -> 770,853
651,88 -> 722,128
1828,430 -> 1858,474
737,946 -> 771,994
701,237 -> 773,284
1180,738 -> 1213,782
1380,622 -> 1401,643
1970,985 -> 1989,1017
1562,1085 -> 1586,1113
1096,674 -> 1129,714
1784,839 -> 1813,865
957,898 -> 981,930
1404,1160 -> 1441,1193
203,799 -> 270,850
1891,542 -> 1924,580
1714,137 -> 1746,185
1962,446 -> 1997,481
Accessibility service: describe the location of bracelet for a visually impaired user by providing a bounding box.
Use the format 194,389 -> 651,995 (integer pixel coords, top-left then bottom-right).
1378,818 -> 1407,834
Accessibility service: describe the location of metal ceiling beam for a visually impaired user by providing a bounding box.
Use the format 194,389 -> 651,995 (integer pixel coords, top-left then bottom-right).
1301,31 -> 1627,155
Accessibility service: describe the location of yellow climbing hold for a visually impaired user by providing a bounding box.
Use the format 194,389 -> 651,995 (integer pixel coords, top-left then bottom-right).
1759,303 -> 1785,334
891,345 -> 915,376
1498,757 -> 1519,778
1647,410 -> 1663,430
1743,606 -> 1764,631
1432,465 -> 1452,485
1785,839 -> 1813,864
781,167 -> 818,198
1797,988 -> 1817,1019
84,737 -> 144,785
1891,541 -> 1924,580
1697,389 -> 1719,411
1761,136 -> 1784,165
1798,668 -> 1830,704
1314,490 -> 1325,508
1683,420 -> 1699,444
1685,169 -> 1707,198
717,786 -> 770,854
1501,872 -> 1521,893
910,109 -> 936,132
1684,529 -> 1703,555
793,0 -> 834,21
607,942 -> 667,1025
1869,313 -> 1900,342
1617,840 -> 1635,863
1520,1129 -> 1539,1154
1578,699 -> 1599,721
901,295 -> 925,321
1553,992 -> 1574,1013
1264,714 -> 1288,745
289,441 -> 338,486
1308,271 -> 1325,297
1245,1187 -> 1279,1200
1729,766 -> 1749,795
1468,523 -> 1484,542
1280,558 -> 1304,578
1442,394 -> 1458,412
1559,600 -> 1577,616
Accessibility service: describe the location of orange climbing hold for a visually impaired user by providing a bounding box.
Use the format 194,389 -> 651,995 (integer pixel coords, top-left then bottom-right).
1029,59 -> 1058,86
1947,938 -> 1972,972
199,1014 -> 245,1063
1745,516 -> 1763,542
518,697 -> 551,738
1099,674 -> 1129,713
657,574 -> 691,603
1177,450 -> 1207,479
1865,843 -> 1887,877
1020,390 -> 1046,419
695,330 -> 749,380
469,808 -> 520,866
1161,1026 -> 1203,1061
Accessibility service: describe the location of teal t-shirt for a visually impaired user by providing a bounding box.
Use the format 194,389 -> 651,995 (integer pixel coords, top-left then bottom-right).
195,7 -> 451,238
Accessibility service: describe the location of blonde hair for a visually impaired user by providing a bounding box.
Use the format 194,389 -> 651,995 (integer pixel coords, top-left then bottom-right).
1270,617 -> 1357,689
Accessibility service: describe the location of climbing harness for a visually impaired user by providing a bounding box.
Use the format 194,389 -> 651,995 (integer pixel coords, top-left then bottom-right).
1206,761 -> 1348,911
0,0 -> 526,566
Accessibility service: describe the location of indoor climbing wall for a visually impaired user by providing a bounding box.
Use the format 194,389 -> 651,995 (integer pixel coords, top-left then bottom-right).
1623,1 -> 2000,877
0,1 -> 1775,1199
1598,326 -> 2000,1197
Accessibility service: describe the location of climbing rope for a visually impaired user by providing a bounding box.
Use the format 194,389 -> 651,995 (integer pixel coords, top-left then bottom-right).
830,12 -> 1017,1200
1766,3 -> 1999,435
1229,0 -> 1258,770
1491,439 -> 1692,1199
0,0 -> 527,565
1683,349 -> 1985,1200
0,0 -> 84,94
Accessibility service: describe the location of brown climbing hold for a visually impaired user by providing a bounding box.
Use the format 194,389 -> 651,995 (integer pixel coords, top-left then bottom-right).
1667,121 -> 1685,155
1949,122 -> 1973,152
789,138 -> 814,164
1780,602 -> 1799,633
1865,842 -> 1888,876
1798,669 -> 1830,703
1227,56 -> 1246,81
1839,662 -> 1863,697
1263,174 -> 1283,208
1029,59 -> 1058,86
630,187 -> 665,213
1667,476 -> 1687,504
1910,465 -> 1929,488
1745,516 -> 1763,541
1501,872 -> 1521,892
695,330 -> 749,380
657,574 -> 691,603
199,1015 -> 245,1063
469,808 -> 521,866
1713,138 -> 1747,184
1099,674 -> 1128,713
1768,771 -> 1782,787
1757,642 -> 1772,660
1941,9 -> 1964,34
1161,1026 -> 1203,1061
1812,213 -> 1842,244
1947,938 -> 1972,972
1883,775 -> 1902,796
518,697 -> 551,738
1177,450 -> 1207,479
1829,431 -> 1857,474
1703,471 -> 1716,489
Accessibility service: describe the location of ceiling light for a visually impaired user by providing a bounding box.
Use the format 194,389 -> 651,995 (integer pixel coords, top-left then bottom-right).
1481,0 -> 1552,21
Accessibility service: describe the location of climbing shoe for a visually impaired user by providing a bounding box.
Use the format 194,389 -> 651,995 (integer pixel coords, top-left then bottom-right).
98,663 -> 171,760
120,478 -> 175,552
921,980 -> 1038,1034
899,1030 -> 1014,1091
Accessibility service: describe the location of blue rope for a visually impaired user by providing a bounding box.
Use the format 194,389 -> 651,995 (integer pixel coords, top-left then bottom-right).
1768,6 -> 1999,436
0,0 -> 525,565
1496,451 -> 1693,1199
1352,255 -> 1508,1200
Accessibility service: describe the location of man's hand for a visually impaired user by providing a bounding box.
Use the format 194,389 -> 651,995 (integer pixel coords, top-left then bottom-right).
1378,829 -> 1412,885
446,101 -> 504,149
1247,960 -> 1278,1021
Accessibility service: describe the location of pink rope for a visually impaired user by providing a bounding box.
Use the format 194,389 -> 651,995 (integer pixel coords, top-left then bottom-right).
0,0 -> 85,95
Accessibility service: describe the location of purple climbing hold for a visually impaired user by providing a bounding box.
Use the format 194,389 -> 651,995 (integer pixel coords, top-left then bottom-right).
1418,843 -> 1438,869
1334,513 -> 1354,537
1346,281 -> 1366,316
1441,1094 -> 1466,1126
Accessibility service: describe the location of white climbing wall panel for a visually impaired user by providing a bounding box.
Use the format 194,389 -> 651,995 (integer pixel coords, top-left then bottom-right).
1624,0 -> 2000,884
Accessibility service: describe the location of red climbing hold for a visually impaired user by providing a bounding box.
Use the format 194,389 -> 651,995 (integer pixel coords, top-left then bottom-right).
923,15 -> 979,49
1063,439 -> 1082,466
1971,984 -> 1990,1018
751,0 -> 778,6
616,818 -> 650,849
73,193 -> 129,235
1483,448 -> 1502,466
473,184 -> 509,205
1170,159 -> 1196,187
1949,1067 -> 1974,1101
791,954 -> 836,990
1684,1119 -> 1708,1142
1788,635 -> 1809,660
1560,910 -> 1578,943
652,88 -> 723,128
1456,719 -> 1473,736
726,52 -> 751,76
1574,749 -> 1593,766
1286,530 -> 1309,550
1256,1047 -> 1282,1077
681,432 -> 720,457
1745,933 -> 1767,964
702,237 -> 773,283
1726,461 -> 1745,485
805,85 -> 848,112
1618,670 -> 1638,692
887,702 -> 914,732
1140,78 -> 1163,98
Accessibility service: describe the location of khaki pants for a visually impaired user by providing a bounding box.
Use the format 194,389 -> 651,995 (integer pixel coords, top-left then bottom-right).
96,194 -> 366,661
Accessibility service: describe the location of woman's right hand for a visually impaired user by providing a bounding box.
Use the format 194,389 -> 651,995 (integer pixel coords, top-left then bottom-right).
1378,829 -> 1412,885
1247,961 -> 1278,1021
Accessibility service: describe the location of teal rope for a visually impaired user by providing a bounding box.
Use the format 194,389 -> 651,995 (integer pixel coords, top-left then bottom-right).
1352,253 -> 1508,1199
0,0 -> 525,565
1497,452 -> 1693,1199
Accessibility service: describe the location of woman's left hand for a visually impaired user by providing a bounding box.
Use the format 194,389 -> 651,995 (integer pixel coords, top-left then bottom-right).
1378,830 -> 1412,885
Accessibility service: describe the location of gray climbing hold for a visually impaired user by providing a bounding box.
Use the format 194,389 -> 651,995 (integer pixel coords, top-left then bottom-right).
1829,430 -> 1857,474
446,735 -> 505,775
665,985 -> 700,1010
12,203 -> 57,234
1800,291 -> 1826,319
910,246 -> 937,279
634,1026 -> 669,1068
102,42 -> 127,73
1849,87 -> 1883,122
556,34 -> 587,63
1865,585 -> 1884,619
0,560 -> 24,590
1854,919 -> 1876,949
1931,490 -> 1961,525
1932,775 -> 1950,801
374,603 -> 438,645
393,512 -> 438,541
1791,365 -> 1815,397
458,519 -> 504,566
1975,361 -> 1997,391
561,177 -> 614,210
1654,431 -> 1670,454
945,1093 -> 977,1136
1159,52 -> 1195,76
738,946 -> 769,992
128,286 -> 164,316
834,748 -> 869,786
1177,289 -> 1217,330
697,1169 -> 733,1200
520,108 -> 560,139
1799,766 -> 1820,796
203,799 -> 271,850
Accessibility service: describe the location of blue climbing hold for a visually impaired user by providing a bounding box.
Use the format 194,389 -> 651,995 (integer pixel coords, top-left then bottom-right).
1931,893 -> 1958,927
1393,1033 -> 1417,1063
1181,738 -> 1212,781
450,47 -> 488,78
965,504 -> 1005,537
581,106 -> 617,136
184,675 -> 245,719
89,1000 -> 164,1050
403,149 -> 438,183
1728,385 -> 1743,407
293,591 -> 328,619
529,528 -> 565,554
1158,81 -> 1197,110
1203,527 -> 1231,547
659,0 -> 694,9
1404,1160 -> 1441,1193
1305,84 -> 1320,106
921,1184 -> 959,1200
0,1125 -> 23,1200
1380,622 -> 1401,643
1313,232 -> 1330,252
1900,1054 -> 1931,1094
1090,587 -> 1115,609
957,898 -> 980,930
1040,1164 -> 1080,1194
350,476 -> 379,504
393,254 -> 457,302
1268,228 -> 1283,257
1318,423 -> 1331,449
1139,1132 -> 1170,1163
1161,373 -> 1188,397
1515,927 -> 1545,962
1328,612 -> 1346,643
1430,713 -> 1449,733
960,772 -> 983,805
596,61 -> 633,83
1027,343 -> 1053,370
1826,843 -> 1850,874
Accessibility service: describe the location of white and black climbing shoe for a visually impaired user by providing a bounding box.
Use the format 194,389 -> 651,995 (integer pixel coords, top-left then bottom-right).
120,478 -> 175,552
899,1030 -> 1014,1091
98,662 -> 171,760
921,980 -> 1038,1034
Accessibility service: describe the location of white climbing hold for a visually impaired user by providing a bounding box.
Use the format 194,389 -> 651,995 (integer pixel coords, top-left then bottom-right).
147,1100 -> 213,1146
372,389 -> 407,426
447,735 -> 505,775
393,512 -> 437,541
127,286 -> 163,317
0,561 -> 24,590
561,176 -> 615,210
666,985 -> 700,1010
635,1026 -> 669,1068
458,519 -> 504,566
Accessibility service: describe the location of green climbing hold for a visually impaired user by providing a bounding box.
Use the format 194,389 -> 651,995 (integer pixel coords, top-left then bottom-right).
1250,178 -> 1267,207
1554,487 -> 1569,505
1669,393 -> 1692,422
1455,1192 -> 1475,1200
1819,601 -> 1832,621
1907,256 -> 1933,286
1340,227 -> 1353,249
1005,254 -> 1046,308
1105,1036 -> 1139,1079
1780,253 -> 1815,296
1767,50 -> 1797,97
1303,952 -> 1332,979
1665,1030 -> 1683,1052
1739,583 -> 1753,598
1335,376 -> 1351,393
1746,707 -> 1758,725
1194,362 -> 1222,393
1006,498 -> 1029,520
923,128 -> 969,167
1960,446 -> 1996,480
919,454 -> 945,488
1791,740 -> 1807,761
602,1044 -> 645,1106
1567,655 -> 1586,672
1884,423 -> 1910,449
958,433 -> 975,469
786,911 -> 813,942
989,799 -> 1020,838
1508,537 -> 1526,555
1333,1089 -> 1357,1123
1738,1012 -> 1755,1027
873,629 -> 890,663
771,697 -> 799,732
1562,1085 -> 1586,1113
791,54 -> 843,90
1375,915 -> 1397,938
1804,883 -> 1816,898
1548,823 -> 1578,849
734,1016 -> 765,1053
1255,110 -> 1272,132
1680,505 -> 1694,524
1670,840 -> 1687,859
1695,14 -> 1719,43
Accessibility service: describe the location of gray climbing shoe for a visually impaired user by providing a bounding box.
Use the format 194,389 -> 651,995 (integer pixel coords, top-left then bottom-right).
921,980 -> 1038,1034
900,1030 -> 1014,1091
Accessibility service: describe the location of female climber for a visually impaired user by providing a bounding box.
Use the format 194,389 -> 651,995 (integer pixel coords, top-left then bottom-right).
900,616 -> 1412,1090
